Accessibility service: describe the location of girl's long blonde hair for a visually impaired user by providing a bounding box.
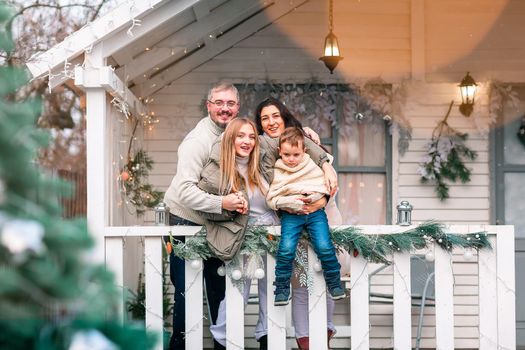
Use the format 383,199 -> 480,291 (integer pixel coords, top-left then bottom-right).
220,118 -> 264,194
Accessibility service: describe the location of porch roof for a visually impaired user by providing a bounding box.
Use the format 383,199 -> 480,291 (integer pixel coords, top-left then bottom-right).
26,0 -> 307,98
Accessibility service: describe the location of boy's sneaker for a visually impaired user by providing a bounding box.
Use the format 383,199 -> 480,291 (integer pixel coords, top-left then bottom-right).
274,291 -> 291,306
329,286 -> 346,300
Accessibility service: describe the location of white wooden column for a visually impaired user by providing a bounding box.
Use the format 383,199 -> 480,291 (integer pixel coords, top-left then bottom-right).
434,244 -> 455,349
82,45 -> 108,263
144,237 -> 164,350
478,231 -> 498,350
496,225 -> 516,350
350,255 -> 369,350
308,246 -> 328,350
393,252 -> 412,349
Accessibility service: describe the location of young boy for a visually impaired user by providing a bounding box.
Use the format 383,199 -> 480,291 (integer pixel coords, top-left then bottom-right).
267,127 -> 345,305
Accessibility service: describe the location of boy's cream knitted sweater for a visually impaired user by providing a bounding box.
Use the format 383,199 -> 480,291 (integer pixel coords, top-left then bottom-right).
266,153 -> 329,211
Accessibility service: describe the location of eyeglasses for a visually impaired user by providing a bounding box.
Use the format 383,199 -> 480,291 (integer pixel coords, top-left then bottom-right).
208,100 -> 238,108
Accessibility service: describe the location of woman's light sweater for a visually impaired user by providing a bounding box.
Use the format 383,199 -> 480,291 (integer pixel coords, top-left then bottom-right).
236,156 -> 278,226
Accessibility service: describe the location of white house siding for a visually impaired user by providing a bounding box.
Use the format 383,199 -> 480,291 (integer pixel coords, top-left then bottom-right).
136,0 -> 525,347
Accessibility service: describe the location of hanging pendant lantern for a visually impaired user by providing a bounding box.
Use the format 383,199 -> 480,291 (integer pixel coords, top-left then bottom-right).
319,0 -> 343,74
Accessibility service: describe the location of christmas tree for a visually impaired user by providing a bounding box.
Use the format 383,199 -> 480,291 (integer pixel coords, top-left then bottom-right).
0,2 -> 154,349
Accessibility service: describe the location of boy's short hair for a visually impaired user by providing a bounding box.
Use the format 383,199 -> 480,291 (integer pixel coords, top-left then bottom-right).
279,127 -> 305,148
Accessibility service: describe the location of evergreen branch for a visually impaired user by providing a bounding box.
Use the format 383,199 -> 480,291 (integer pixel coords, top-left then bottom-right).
170,222 -> 492,264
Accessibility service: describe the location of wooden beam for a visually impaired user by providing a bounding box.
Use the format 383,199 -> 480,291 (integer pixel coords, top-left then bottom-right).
102,0 -> 200,60
123,0 -> 268,83
75,65 -> 146,117
135,0 -> 309,97
192,0 -> 211,20
26,0 -> 169,78
47,55 -> 84,90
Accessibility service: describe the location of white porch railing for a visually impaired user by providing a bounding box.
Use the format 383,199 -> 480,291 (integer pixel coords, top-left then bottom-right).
104,225 -> 516,350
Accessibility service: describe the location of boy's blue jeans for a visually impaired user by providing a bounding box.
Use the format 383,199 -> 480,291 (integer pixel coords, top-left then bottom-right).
275,209 -> 341,284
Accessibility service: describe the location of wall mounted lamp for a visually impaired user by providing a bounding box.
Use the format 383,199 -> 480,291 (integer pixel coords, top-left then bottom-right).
458,72 -> 477,117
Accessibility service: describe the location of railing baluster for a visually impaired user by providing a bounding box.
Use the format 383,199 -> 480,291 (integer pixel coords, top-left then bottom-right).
496,225 -> 516,350
393,252 -> 412,349
267,253 -> 287,349
185,258 -> 203,349
105,237 -> 124,323
308,245 -> 328,349
225,269 -> 244,349
351,254 -> 369,350
434,243 -> 454,349
478,227 -> 497,350
144,237 -> 164,350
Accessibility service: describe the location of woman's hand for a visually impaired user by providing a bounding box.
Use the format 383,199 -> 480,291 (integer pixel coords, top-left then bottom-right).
321,162 -> 338,197
302,126 -> 321,145
222,192 -> 248,214
281,195 -> 327,215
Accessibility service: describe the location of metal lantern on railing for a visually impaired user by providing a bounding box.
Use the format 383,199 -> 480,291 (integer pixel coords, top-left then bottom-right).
396,200 -> 413,226
154,202 -> 170,226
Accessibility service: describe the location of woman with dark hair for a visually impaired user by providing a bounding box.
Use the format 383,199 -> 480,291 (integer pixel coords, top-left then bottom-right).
254,97 -> 345,350
254,97 -> 303,136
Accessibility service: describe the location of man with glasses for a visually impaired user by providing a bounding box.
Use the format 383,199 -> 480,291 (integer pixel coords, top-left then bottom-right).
164,82 -> 244,350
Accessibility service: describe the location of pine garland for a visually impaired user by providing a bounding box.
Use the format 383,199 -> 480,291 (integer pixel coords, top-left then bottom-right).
170,222 -> 491,264
418,101 -> 478,200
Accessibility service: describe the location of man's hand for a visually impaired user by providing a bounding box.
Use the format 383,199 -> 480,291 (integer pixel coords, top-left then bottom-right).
282,195 -> 327,215
222,192 -> 248,214
322,162 -> 338,197
303,126 -> 321,144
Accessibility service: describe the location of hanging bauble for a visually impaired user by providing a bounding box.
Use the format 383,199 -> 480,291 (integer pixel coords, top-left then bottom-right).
231,269 -> 242,280
354,112 -> 365,121
120,171 -> 130,182
217,266 -> 226,276
463,249 -> 474,261
425,251 -> 435,262
190,259 -> 201,270
353,249 -> 359,257
313,261 -> 323,272
254,268 -> 265,280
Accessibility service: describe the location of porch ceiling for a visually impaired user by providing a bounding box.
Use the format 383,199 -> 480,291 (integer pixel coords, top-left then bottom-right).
119,0 -> 308,98
27,0 -> 309,100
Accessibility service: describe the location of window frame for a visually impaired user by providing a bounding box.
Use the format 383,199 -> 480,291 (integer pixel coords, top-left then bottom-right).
321,93 -> 392,225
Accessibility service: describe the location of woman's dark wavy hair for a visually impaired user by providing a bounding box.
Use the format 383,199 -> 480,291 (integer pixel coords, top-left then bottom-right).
253,97 -> 303,135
